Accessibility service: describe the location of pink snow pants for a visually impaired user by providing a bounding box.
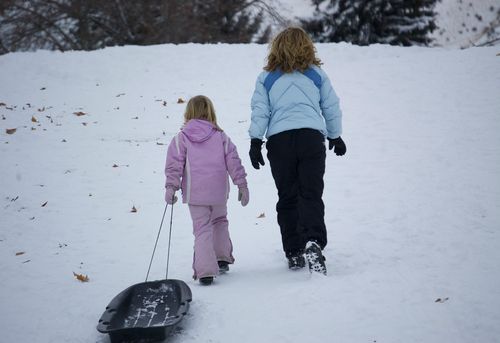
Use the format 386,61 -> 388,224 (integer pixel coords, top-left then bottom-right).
188,204 -> 234,279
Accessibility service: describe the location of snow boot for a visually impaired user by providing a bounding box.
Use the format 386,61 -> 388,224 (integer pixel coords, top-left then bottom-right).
304,241 -> 327,275
287,253 -> 305,270
199,276 -> 214,285
218,261 -> 230,274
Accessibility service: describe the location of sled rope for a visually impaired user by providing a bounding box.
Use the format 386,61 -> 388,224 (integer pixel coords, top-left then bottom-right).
165,199 -> 175,279
145,203 -> 169,282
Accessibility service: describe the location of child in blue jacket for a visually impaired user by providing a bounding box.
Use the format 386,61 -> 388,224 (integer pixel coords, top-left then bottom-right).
249,27 -> 346,275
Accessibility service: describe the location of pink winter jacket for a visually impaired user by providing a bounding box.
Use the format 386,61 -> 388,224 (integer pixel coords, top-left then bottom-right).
165,119 -> 247,205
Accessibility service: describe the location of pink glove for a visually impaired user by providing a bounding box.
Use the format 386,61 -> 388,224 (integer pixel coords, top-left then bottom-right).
238,186 -> 249,207
165,187 -> 178,204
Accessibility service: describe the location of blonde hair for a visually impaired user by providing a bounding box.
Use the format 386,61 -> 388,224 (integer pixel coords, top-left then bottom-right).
265,26 -> 322,73
184,95 -> 222,131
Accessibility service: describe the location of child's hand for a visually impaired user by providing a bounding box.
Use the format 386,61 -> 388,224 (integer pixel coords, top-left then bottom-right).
327,136 -> 346,156
238,186 -> 249,207
165,187 -> 178,204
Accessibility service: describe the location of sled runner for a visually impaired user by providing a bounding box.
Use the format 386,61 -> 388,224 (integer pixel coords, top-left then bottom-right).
97,279 -> 192,342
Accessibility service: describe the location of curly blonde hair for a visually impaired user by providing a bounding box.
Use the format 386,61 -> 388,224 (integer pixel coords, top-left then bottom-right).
265,27 -> 322,73
184,95 -> 222,131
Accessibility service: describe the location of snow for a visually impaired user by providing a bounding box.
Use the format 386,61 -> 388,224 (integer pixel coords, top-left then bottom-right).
1,43 -> 500,343
431,0 -> 500,47
266,0 -> 500,47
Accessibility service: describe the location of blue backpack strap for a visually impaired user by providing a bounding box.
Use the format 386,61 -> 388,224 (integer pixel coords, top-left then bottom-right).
302,67 -> 322,90
263,70 -> 284,93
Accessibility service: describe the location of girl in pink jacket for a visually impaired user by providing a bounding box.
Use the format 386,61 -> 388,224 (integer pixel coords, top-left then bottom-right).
164,95 -> 249,285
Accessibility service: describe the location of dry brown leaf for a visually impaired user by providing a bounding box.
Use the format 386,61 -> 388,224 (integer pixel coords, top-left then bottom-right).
435,297 -> 449,303
131,206 -> 138,213
73,272 -> 89,282
177,98 -> 185,104
41,201 -> 48,207
112,164 -> 119,168
31,116 -> 38,123
82,122 -> 88,126
73,111 -> 86,116
257,212 -> 265,218
6,128 -> 16,134
116,93 -> 125,97
38,107 -> 45,112
0,102 -> 6,106
15,252 -> 25,256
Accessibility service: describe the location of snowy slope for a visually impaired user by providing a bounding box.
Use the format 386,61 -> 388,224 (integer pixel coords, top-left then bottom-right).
1,43 -> 500,343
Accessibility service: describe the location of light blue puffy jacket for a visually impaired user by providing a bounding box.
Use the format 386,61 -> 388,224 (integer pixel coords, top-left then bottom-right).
249,65 -> 342,140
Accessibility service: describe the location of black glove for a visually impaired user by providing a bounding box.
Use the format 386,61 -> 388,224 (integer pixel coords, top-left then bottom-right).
249,138 -> 265,169
327,136 -> 346,156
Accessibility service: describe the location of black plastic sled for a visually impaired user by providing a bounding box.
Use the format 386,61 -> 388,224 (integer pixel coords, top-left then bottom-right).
97,279 -> 192,343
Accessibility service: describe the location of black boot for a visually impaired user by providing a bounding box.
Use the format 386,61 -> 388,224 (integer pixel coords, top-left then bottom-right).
304,241 -> 327,275
287,251 -> 305,270
199,276 -> 214,285
218,261 -> 230,274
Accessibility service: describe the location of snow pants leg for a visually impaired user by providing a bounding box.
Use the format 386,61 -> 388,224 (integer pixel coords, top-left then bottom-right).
188,204 -> 234,279
266,128 -> 327,256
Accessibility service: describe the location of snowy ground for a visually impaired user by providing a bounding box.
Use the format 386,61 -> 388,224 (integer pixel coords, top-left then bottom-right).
1,43 -> 499,343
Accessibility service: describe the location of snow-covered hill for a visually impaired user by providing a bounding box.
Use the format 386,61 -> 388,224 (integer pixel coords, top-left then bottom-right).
1,43 -> 499,343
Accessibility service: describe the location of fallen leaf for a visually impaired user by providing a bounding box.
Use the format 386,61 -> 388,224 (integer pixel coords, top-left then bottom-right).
38,107 -> 45,112
6,128 -> 16,134
257,212 -> 265,218
82,122 -> 87,126
177,98 -> 185,104
131,206 -> 138,213
156,142 -> 165,145
22,259 -> 31,264
116,93 -> 125,97
73,272 -> 89,282
61,139 -> 67,142
435,297 -> 449,303
15,252 -> 25,256
112,164 -> 119,168
1,115 -> 6,120
73,111 -> 86,116
41,201 -> 48,207
163,101 -> 167,106
40,87 -> 46,90
0,102 -> 6,106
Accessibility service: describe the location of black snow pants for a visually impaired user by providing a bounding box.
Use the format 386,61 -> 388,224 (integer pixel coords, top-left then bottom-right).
266,128 -> 327,257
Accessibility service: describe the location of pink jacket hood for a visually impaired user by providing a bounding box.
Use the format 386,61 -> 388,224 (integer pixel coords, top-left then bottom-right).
182,119 -> 217,143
